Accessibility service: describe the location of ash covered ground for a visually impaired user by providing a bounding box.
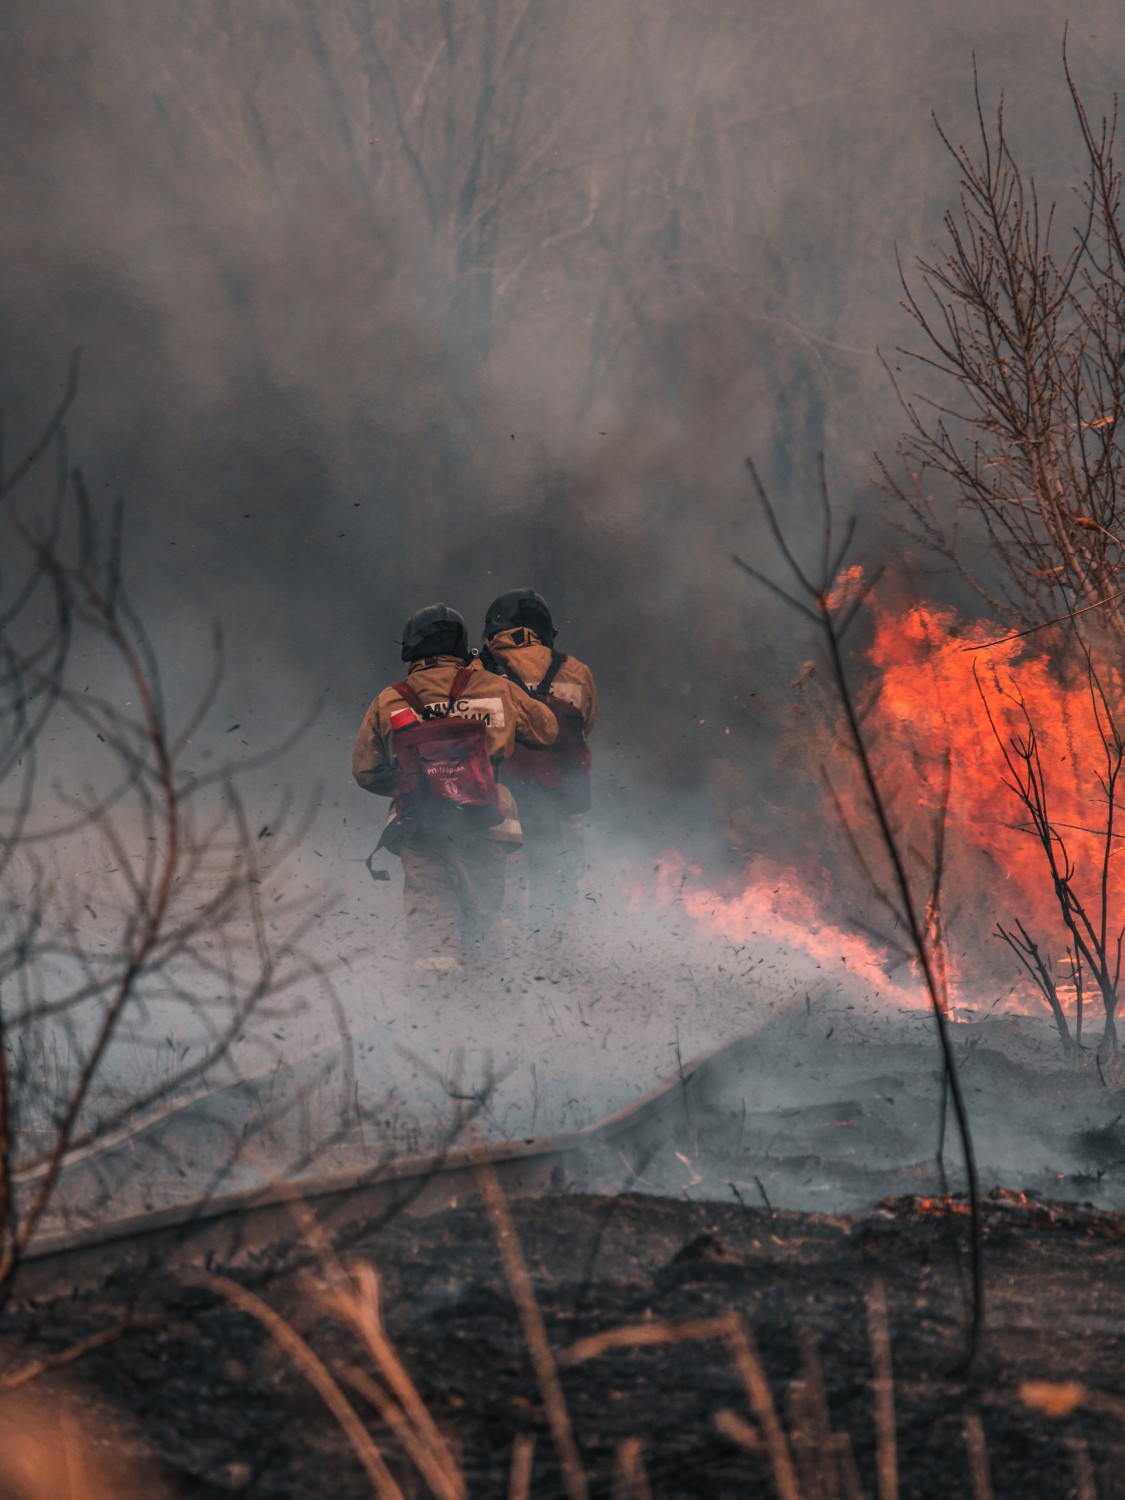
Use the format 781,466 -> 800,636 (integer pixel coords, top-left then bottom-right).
16,775 -> 1125,1500
35,787 -> 1125,1240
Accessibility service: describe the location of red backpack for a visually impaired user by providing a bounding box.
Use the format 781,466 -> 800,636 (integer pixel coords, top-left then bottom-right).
484,650 -> 592,814
390,667 -> 504,825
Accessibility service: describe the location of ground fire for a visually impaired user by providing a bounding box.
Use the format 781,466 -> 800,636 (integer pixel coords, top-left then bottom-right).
655,590 -> 1125,1041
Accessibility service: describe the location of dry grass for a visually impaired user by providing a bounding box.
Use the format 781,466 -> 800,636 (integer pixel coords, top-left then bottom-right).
612,1436 -> 653,1499
0,1385 -> 166,1500
171,1175 -> 1118,1500
964,1412 -> 995,1500
473,1151 -> 588,1500
865,1281 -> 897,1500
5,1192 -> 1113,1500
200,1269 -> 410,1500
506,1432 -> 535,1500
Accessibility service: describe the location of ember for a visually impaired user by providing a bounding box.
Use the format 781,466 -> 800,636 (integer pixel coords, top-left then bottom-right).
907,1197 -> 973,1218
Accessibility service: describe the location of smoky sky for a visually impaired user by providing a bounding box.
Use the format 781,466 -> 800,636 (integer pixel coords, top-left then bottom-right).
3,0 -> 1125,844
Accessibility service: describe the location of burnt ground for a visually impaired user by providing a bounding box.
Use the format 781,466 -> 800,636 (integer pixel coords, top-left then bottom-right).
6,1188 -> 1125,1498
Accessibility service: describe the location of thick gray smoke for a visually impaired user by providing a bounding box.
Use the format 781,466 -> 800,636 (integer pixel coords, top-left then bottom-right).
4,1 -> 1122,798
5,1 -> 1125,1222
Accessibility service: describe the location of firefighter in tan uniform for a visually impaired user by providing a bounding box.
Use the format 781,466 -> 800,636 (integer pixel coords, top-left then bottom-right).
480,589 -> 598,932
352,603 -> 557,973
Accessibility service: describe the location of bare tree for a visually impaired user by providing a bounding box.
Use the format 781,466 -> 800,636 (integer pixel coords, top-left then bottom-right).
155,1 -> 614,382
881,49 -> 1125,649
131,1 -> 845,434
877,51 -> 1125,1055
978,634 -> 1125,1056
0,366 -> 344,1301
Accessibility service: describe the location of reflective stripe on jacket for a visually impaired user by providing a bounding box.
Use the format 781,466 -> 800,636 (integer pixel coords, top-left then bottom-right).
352,655 -> 558,803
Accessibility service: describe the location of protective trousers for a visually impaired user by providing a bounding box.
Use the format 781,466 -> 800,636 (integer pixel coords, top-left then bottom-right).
515,786 -> 586,929
399,824 -> 507,967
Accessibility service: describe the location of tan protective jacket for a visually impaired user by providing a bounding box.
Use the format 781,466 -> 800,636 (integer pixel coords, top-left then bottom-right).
351,655 -> 558,842
484,628 -> 599,735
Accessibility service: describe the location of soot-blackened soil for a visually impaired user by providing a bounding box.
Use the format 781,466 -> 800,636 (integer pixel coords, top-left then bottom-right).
7,1191 -> 1125,1498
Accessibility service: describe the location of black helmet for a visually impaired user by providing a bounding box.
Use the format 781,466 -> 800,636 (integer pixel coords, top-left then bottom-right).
400,603 -> 470,663
482,588 -> 557,645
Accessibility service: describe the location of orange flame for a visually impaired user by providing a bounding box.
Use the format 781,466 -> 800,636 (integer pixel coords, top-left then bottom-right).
653,589 -> 1125,1022
862,598 -> 1125,949
653,851 -> 926,1009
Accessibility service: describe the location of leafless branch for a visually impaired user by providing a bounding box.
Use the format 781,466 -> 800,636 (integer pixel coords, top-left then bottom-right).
743,455 -> 984,1367
0,374 -> 347,1301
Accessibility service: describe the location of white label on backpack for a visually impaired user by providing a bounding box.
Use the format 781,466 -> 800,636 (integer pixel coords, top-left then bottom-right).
450,696 -> 505,729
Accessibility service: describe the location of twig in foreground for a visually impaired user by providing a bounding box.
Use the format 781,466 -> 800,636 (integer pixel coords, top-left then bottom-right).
473,1151 -> 589,1500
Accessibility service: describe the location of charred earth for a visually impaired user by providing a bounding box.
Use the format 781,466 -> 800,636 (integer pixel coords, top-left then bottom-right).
5,1188 -> 1125,1498
6,1016 -> 1125,1499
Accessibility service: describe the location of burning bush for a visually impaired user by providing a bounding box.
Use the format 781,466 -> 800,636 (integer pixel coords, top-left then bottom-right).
876,53 -> 1125,1054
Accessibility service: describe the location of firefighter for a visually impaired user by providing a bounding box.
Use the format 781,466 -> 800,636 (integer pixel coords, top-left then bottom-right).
352,603 -> 557,974
480,588 -> 598,932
